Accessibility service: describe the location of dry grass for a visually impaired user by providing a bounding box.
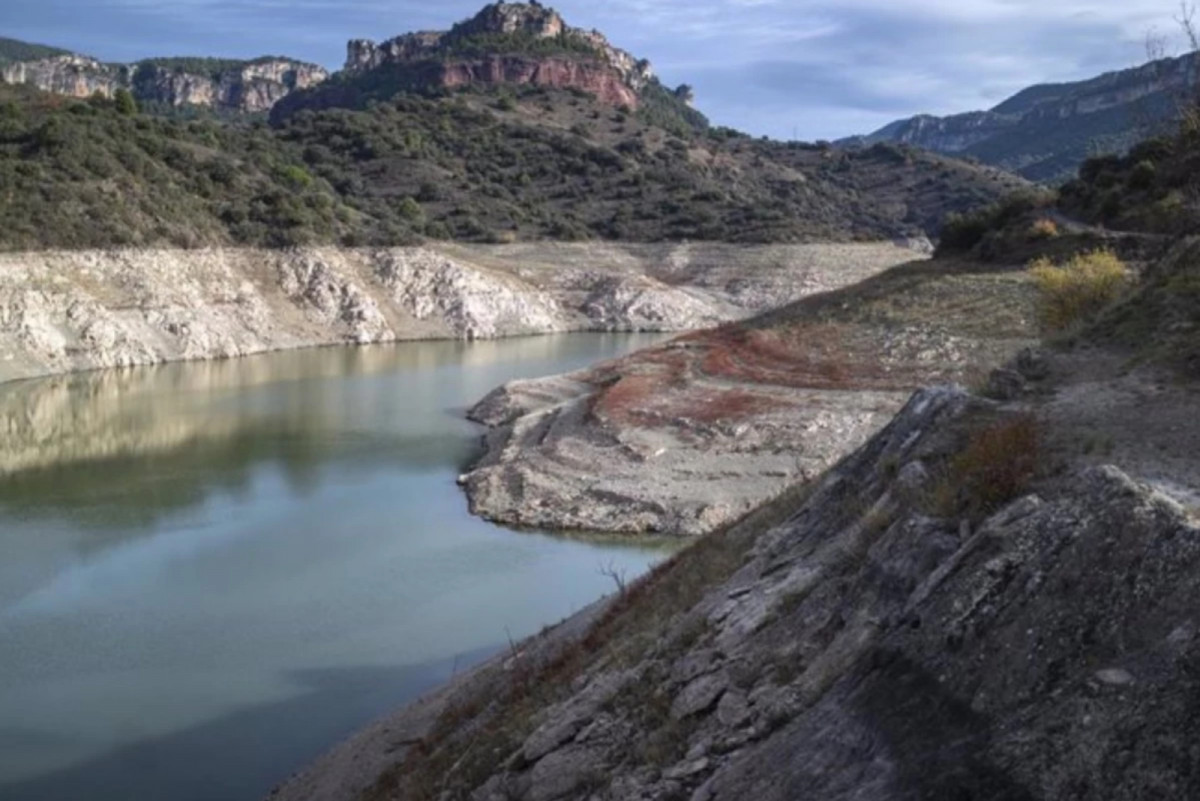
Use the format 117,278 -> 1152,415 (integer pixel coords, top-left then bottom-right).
927,414 -> 1042,520
1029,249 -> 1130,332
1028,218 -> 1061,239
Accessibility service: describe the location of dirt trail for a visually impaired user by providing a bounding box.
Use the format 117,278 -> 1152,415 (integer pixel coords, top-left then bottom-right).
1033,348 -> 1200,514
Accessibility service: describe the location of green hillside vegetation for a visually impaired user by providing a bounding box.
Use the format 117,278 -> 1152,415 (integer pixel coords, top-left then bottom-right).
0,80 -> 1022,250
134,55 -> 306,78
438,30 -> 601,60
1088,238 -> 1200,376
0,36 -> 70,66
0,84 -> 355,249
1058,130 -> 1200,234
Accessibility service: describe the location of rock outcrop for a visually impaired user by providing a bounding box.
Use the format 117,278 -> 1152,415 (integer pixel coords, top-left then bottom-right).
131,59 -> 328,112
0,52 -> 327,113
337,2 -> 658,110
0,54 -> 120,99
0,241 -> 919,385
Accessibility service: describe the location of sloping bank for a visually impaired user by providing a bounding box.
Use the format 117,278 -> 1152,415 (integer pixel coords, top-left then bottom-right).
0,241 -> 920,384
461,257 -> 1040,536
273,384 -> 1200,801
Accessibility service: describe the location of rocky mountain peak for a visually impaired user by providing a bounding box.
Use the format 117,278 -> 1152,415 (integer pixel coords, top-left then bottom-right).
336,1 -> 657,109
342,2 -> 656,106
458,2 -> 567,38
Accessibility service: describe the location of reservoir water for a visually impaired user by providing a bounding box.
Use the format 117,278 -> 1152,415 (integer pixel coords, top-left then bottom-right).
0,334 -> 674,801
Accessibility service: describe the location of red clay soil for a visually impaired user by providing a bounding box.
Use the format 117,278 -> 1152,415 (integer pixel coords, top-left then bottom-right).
587,315 -> 963,428
695,323 -> 943,392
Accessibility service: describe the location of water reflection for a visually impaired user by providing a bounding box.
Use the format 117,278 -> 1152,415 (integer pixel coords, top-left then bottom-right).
0,334 -> 675,800
0,335 -> 661,528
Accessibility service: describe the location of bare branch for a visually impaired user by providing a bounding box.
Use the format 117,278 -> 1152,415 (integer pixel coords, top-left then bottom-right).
598,560 -> 628,596
1176,1 -> 1199,52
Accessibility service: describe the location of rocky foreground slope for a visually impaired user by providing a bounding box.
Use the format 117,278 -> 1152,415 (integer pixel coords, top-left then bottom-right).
461,256 -> 1038,536
0,241 -> 916,385
273,373 -> 1200,801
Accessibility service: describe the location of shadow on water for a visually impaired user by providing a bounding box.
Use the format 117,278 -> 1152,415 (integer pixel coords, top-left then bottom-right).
0,645 -> 500,801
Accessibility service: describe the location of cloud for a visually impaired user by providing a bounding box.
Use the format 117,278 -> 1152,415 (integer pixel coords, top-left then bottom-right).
0,0 -> 1189,139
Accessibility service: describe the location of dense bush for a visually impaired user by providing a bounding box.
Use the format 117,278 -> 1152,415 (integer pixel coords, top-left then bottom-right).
937,190 -> 1055,255
439,30 -> 600,60
1058,128 -> 1200,234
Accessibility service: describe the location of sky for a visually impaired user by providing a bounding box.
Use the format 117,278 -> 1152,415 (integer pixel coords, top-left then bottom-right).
0,0 -> 1193,140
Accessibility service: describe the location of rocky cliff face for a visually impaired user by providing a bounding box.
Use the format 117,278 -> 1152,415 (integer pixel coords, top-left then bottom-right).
858,110 -> 1010,155
0,55 -> 121,100
841,51 -> 1200,182
132,59 -> 328,112
0,50 -> 327,113
438,56 -> 640,106
341,2 -> 657,109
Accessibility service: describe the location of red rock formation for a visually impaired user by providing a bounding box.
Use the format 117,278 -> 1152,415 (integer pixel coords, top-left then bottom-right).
439,56 -> 639,108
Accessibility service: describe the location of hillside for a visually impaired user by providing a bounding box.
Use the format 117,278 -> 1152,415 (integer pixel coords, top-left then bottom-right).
840,50 -> 1197,183
1057,129 -> 1200,236
272,2 -> 700,132
0,37 -> 69,66
0,62 -> 1023,249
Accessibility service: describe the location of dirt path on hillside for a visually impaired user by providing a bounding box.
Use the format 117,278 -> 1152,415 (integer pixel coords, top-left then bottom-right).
1033,348 -> 1200,515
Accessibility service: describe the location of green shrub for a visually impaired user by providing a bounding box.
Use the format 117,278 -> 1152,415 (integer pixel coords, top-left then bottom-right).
937,190 -> 1054,255
277,164 -> 314,189
113,88 -> 138,117
398,196 -> 424,222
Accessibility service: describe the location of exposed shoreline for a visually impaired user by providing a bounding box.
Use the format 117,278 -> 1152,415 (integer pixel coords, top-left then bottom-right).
458,256 -> 1040,538
0,241 -> 923,386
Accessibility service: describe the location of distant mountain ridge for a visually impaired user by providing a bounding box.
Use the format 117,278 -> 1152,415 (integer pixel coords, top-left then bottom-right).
840,50 -> 1199,183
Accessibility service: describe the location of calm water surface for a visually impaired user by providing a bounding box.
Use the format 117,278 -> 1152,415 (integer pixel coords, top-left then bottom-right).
0,334 -> 674,801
